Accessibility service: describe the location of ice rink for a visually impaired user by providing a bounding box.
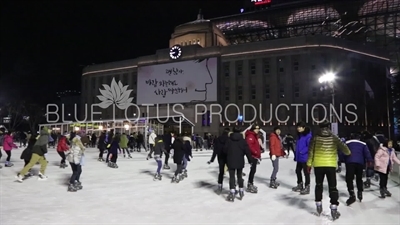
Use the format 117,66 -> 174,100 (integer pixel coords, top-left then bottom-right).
0,147 -> 399,225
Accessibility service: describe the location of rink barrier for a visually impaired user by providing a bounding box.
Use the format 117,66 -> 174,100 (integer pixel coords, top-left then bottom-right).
389,152 -> 400,184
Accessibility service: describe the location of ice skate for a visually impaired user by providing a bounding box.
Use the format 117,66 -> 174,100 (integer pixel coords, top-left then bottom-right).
346,191 -> 356,206
171,175 -> 180,183
330,205 -> 340,220
68,184 -> 77,192
238,190 -> 244,200
98,158 -> 104,162
246,183 -> 258,193
363,179 -> 371,188
357,191 -> 363,202
182,169 -> 188,178
269,179 -> 278,189
127,155 -> 132,159
300,185 -> 310,195
336,166 -> 341,173
153,173 -> 162,181
383,188 -> 392,197
373,174 -> 379,182
38,172 -> 48,180
163,164 -> 170,170
316,202 -> 323,215
123,154 -> 126,158
74,181 -> 83,190
5,162 -> 14,167
379,188 -> 386,198
226,191 -> 235,202
216,185 -> 222,195
15,174 -> 24,183
178,173 -> 185,181
292,183 -> 303,192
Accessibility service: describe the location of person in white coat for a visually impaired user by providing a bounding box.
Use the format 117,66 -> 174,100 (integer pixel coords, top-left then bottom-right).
66,132 -> 85,192
147,130 -> 157,160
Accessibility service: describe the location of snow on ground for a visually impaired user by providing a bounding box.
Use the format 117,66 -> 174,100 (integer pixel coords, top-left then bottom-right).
0,147 -> 399,225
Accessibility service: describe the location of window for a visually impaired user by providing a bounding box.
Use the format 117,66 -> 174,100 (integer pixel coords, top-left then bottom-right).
189,41 -> 191,45
294,83 -> 300,97
197,39 -> 200,44
278,58 -> 284,73
84,79 -> 88,90
263,59 -> 270,75
249,60 -> 256,75
237,86 -> 243,100
223,62 -> 230,77
91,77 -> 96,89
280,84 -> 285,98
251,85 -> 256,100
107,76 -> 112,84
236,61 -> 243,76
225,87 -> 230,101
293,61 -> 299,71
133,72 -> 137,85
312,87 -> 317,97
123,73 -> 128,83
279,67 -> 284,73
265,85 -> 270,99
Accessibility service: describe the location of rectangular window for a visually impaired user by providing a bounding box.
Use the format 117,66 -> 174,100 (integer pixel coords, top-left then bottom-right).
223,62 -> 230,77
293,61 -> 299,71
263,59 -> 270,75
225,87 -> 230,101
265,84 -> 270,99
107,76 -> 112,84
123,73 -> 128,83
236,61 -> 243,76
133,72 -> 137,85
237,86 -> 243,100
280,84 -> 285,98
91,77 -> 96,89
249,60 -> 256,75
312,87 -> 317,97
294,83 -> 300,98
279,67 -> 284,73
251,85 -> 256,100
278,58 -> 284,73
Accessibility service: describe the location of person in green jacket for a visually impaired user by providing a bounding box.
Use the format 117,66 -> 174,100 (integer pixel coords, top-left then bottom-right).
307,121 -> 350,220
119,133 -> 131,158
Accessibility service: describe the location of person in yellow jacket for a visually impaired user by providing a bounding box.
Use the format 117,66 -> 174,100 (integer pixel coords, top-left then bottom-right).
307,121 -> 350,220
119,133 -> 131,158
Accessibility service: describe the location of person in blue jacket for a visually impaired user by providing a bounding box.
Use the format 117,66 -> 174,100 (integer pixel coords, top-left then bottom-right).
344,133 -> 373,205
292,121 -> 312,195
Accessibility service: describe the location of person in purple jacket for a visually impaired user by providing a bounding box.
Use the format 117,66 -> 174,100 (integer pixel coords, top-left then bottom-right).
292,121 -> 312,195
344,133 -> 373,205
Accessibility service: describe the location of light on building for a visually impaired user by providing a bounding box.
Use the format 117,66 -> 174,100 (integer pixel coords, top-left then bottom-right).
74,127 -> 80,131
98,125 -> 103,130
124,124 -> 130,130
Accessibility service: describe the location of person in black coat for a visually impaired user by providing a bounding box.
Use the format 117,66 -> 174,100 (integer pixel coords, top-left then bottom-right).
208,128 -> 230,193
171,134 -> 185,183
223,127 -> 252,202
105,129 -> 114,163
20,135 -> 37,177
163,131 -> 175,169
97,131 -> 106,161
361,131 -> 380,188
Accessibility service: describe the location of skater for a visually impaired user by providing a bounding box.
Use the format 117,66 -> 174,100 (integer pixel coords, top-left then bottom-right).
108,134 -> 120,168
268,126 -> 285,189
16,127 -> 50,182
0,128 -> 5,169
208,128 -> 230,193
307,121 -> 351,220
66,131 -> 85,192
136,131 -> 146,152
374,140 -> 400,198
147,130 -> 157,159
91,133 -> 97,148
343,133 -> 373,205
128,133 -> 136,152
56,132 -> 70,168
2,131 -> 18,167
292,121 -> 312,194
97,131 -> 106,161
163,131 -> 174,169
105,129 -> 114,163
361,131 -> 380,188
171,134 -> 184,183
182,133 -> 193,178
223,127 -> 252,202
152,137 -> 165,181
245,125 -> 261,193
20,136 -> 37,178
119,133 -> 131,158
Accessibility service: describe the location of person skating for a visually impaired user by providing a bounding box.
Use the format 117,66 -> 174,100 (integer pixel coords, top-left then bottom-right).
0,128 -> 5,169
119,133 -> 131,158
147,130 -> 157,159
208,128 -> 230,194
97,131 -> 106,161
245,125 -> 261,193
16,127 -> 50,182
268,126 -> 285,189
2,131 -> 18,167
307,121 -> 351,220
56,132 -> 70,168
292,122 -> 312,194
343,133 -> 373,205
152,137 -> 165,181
283,134 -> 295,159
108,134 -> 120,168
374,140 -> 400,198
182,133 -> 193,178
171,134 -> 184,183
65,131 -> 85,192
19,136 -> 37,178
136,131 -> 146,152
105,129 -> 114,163
163,131 -> 174,169
361,131 -> 380,188
223,127 -> 252,202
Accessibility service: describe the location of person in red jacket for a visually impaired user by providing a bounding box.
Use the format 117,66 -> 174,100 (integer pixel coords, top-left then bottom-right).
269,126 -> 286,189
245,125 -> 261,193
57,132 -> 70,168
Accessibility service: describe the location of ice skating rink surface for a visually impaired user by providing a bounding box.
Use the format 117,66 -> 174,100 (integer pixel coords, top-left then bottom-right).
0,147 -> 399,225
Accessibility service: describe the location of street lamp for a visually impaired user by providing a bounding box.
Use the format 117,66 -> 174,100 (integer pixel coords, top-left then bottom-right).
319,72 -> 336,129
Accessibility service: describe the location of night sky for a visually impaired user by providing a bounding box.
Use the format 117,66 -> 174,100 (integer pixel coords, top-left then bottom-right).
1,0 -> 243,105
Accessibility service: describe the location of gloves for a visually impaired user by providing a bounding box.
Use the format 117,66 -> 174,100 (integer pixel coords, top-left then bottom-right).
307,166 -> 312,174
271,155 -> 276,161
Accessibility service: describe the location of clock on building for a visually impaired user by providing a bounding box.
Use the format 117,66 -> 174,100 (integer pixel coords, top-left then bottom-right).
169,45 -> 182,59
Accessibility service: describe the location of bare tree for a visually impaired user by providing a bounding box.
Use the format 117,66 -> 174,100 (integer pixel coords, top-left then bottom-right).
23,104 -> 45,133
4,101 -> 26,131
